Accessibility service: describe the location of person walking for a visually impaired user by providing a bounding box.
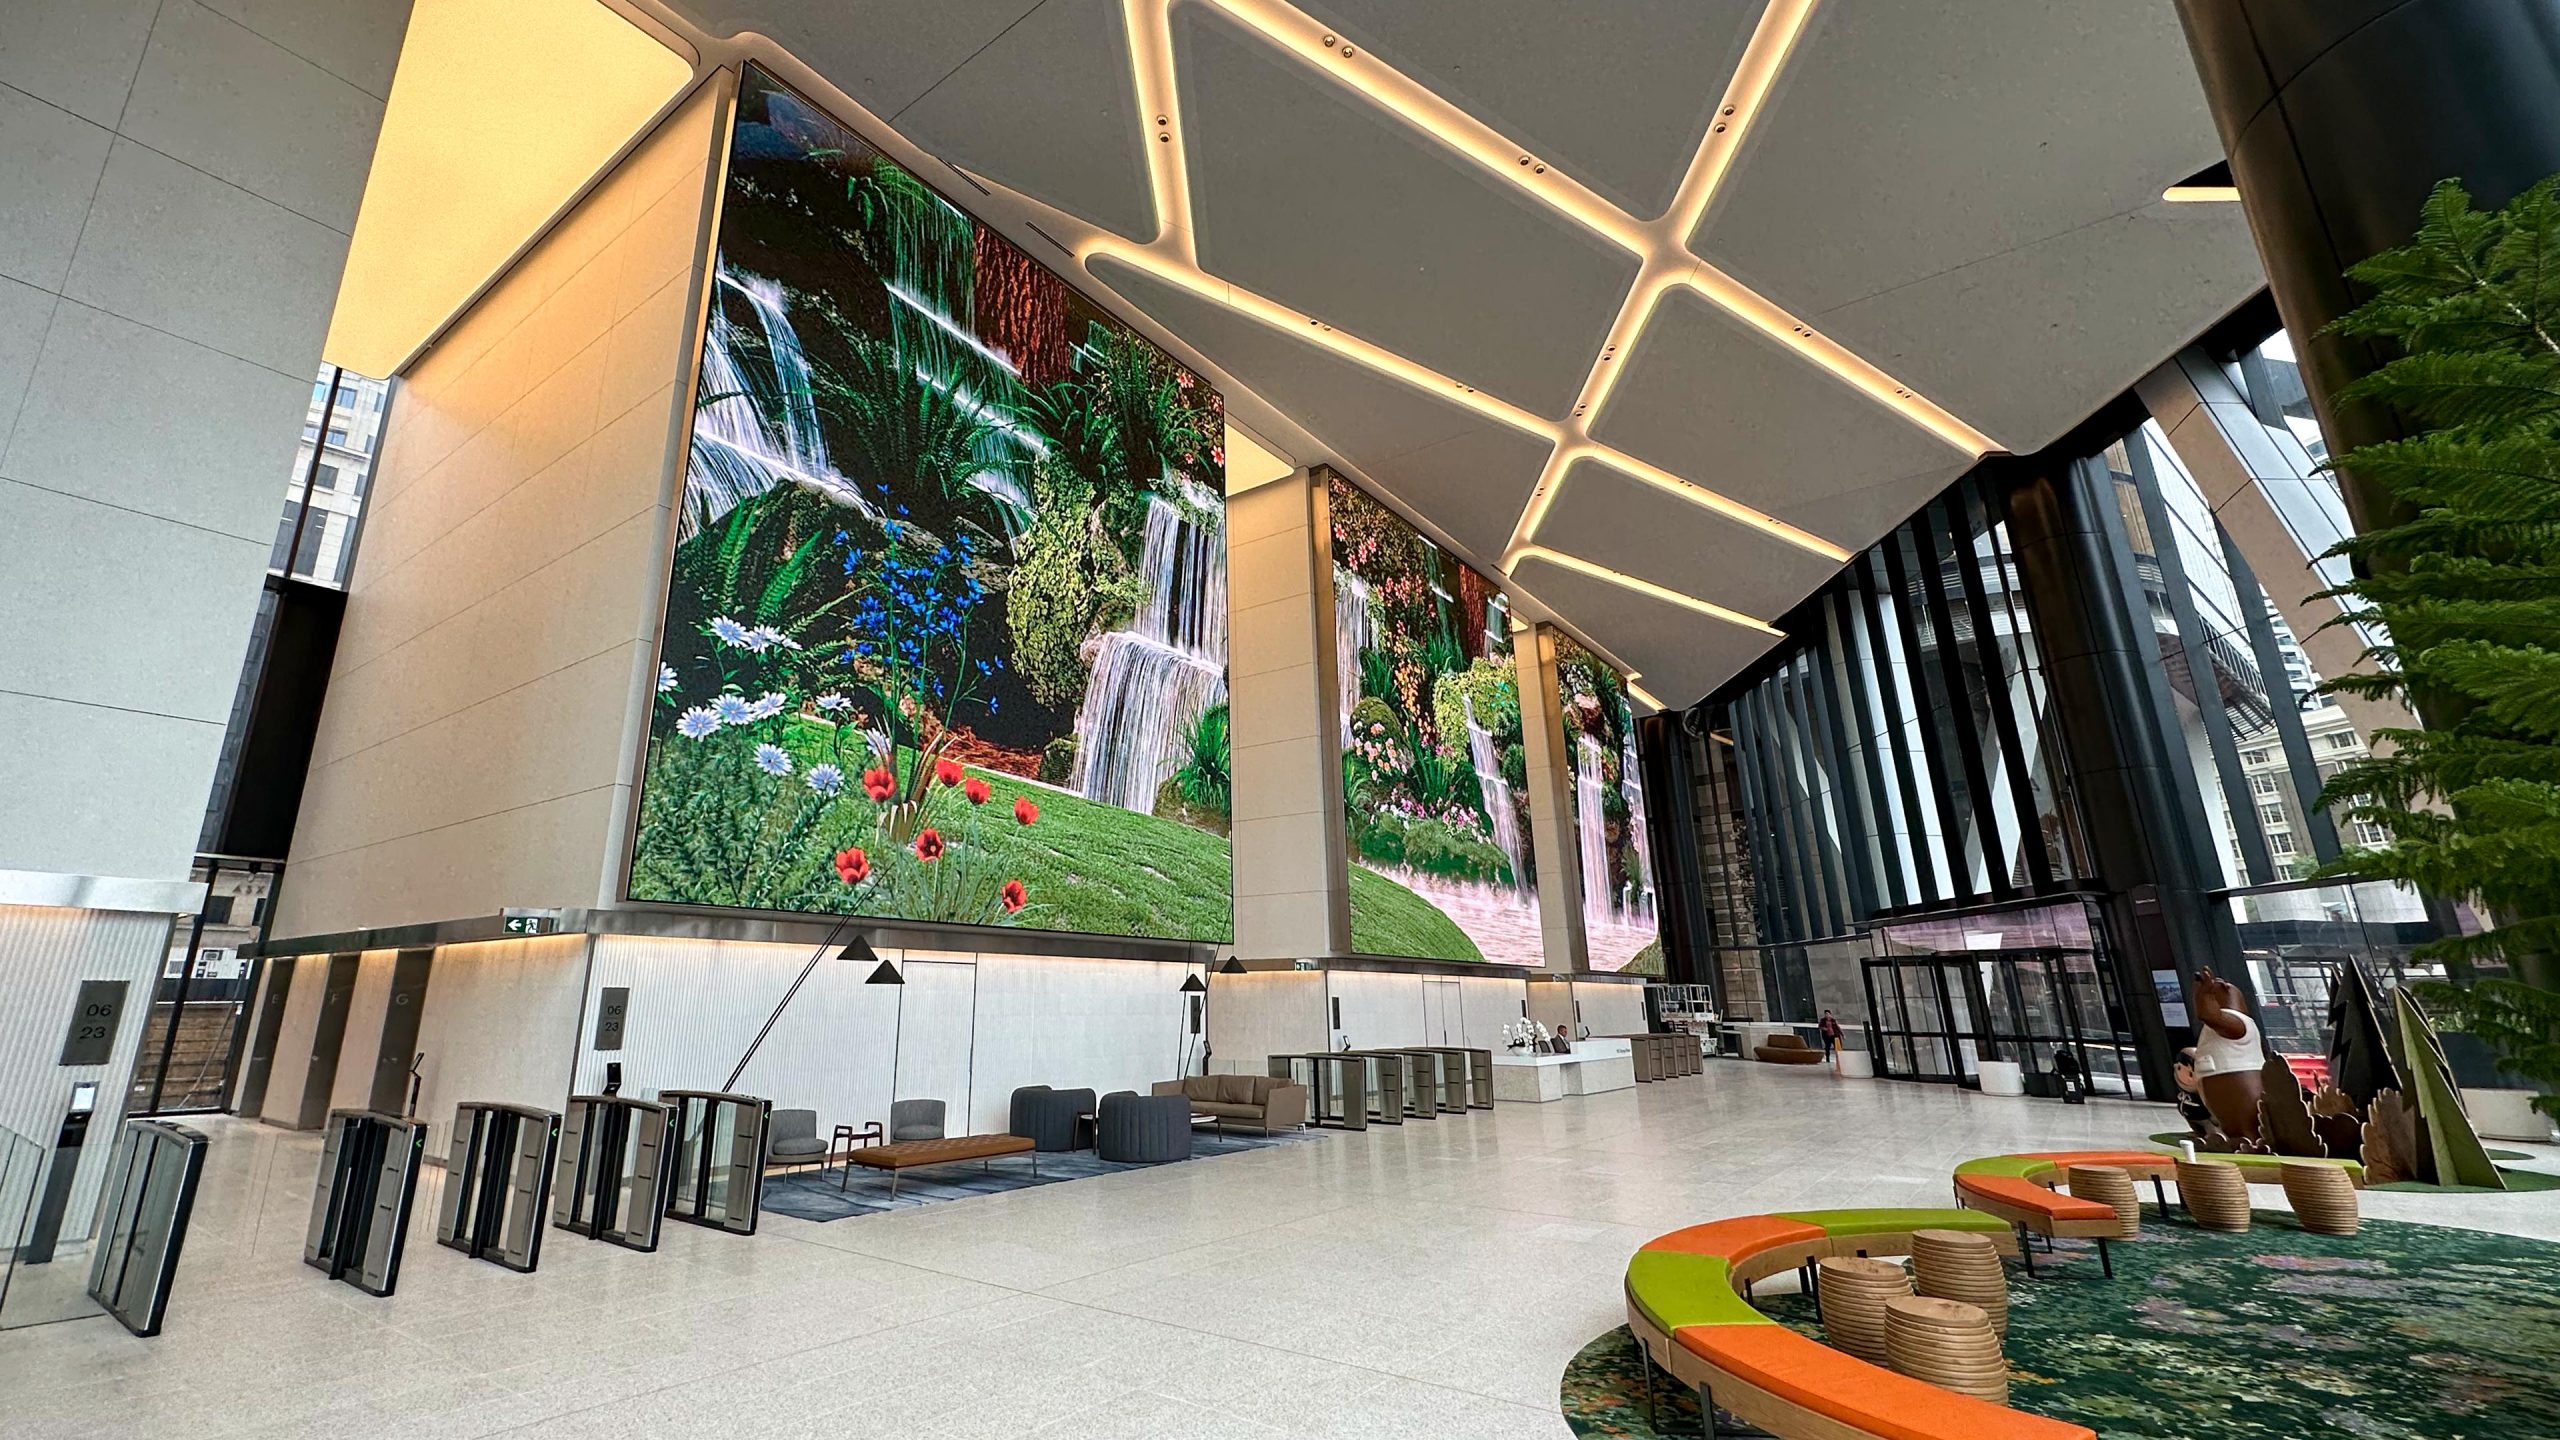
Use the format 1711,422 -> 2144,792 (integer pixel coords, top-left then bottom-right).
1817,1010 -> 1844,1074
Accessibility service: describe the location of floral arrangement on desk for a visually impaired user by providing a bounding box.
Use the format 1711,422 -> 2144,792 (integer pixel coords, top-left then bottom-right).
1503,1021 -> 1569,1055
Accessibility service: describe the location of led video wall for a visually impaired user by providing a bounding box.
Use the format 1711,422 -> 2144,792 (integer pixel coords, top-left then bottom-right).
1330,475 -> 1539,963
1553,635 -> 1660,972
629,66 -> 1232,943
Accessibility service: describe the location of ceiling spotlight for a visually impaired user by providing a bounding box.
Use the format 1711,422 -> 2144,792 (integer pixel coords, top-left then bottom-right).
2163,160 -> 2240,203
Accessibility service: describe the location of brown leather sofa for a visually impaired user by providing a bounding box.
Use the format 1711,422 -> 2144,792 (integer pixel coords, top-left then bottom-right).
1152,1074 -> 1308,1135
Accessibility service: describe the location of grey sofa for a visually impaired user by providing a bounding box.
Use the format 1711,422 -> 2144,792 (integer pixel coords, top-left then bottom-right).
1152,1074 -> 1307,1136
1008,1085 -> 1095,1152
1097,1090 -> 1190,1163
889,1098 -> 945,1142
767,1108 -> 828,1171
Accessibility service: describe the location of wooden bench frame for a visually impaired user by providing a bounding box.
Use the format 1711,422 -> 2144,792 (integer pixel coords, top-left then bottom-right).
848,1135 -> 1037,1197
1951,1149 -> 2363,1276
1625,1221 -> 2045,1440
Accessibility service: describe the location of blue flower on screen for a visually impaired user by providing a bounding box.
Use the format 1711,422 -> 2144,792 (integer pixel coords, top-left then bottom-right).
676,707 -> 720,740
713,693 -> 754,726
754,744 -> 793,776
709,615 -> 753,647
657,663 -> 678,693
748,691 -> 787,720
815,693 -> 851,712
806,763 -> 844,795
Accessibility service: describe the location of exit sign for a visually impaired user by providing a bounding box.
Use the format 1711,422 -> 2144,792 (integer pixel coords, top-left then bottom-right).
501,909 -> 560,936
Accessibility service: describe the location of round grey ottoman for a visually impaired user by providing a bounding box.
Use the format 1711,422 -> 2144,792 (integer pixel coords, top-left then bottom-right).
1097,1090 -> 1190,1164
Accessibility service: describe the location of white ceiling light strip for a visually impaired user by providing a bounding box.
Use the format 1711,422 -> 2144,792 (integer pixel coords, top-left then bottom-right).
1513,546 -> 1784,637
1102,0 -> 1976,610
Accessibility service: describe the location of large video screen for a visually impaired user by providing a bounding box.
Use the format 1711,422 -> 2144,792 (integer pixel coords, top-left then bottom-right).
630,66 -> 1232,943
1554,635 -> 1660,972
1330,475 -> 1539,962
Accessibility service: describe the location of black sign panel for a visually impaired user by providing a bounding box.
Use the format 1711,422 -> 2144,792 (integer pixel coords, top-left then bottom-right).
59,980 -> 128,1066
594,987 -> 630,1051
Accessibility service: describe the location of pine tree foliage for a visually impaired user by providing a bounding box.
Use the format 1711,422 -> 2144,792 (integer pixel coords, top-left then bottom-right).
2313,177 -> 2560,1113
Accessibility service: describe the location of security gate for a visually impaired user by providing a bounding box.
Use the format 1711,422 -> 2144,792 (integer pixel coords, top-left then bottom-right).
553,1095 -> 671,1252
435,1102 -> 559,1273
305,1110 -> 425,1297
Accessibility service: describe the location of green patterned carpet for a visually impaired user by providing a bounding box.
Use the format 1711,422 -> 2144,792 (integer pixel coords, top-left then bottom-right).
1564,1215 -> 2560,1439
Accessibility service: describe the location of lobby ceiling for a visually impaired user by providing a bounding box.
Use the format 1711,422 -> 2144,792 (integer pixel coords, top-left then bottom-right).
641,0 -> 2262,706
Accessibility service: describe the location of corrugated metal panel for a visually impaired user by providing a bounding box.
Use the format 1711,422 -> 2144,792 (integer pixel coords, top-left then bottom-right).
0,903 -> 179,1238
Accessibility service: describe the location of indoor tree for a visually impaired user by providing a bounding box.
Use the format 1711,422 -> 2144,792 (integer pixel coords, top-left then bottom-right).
2312,175 -> 2560,1115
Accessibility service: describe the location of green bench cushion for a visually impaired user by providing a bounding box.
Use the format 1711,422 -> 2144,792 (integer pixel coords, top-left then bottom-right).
1954,1155 -> 2057,1179
1625,1249 -> 1775,1332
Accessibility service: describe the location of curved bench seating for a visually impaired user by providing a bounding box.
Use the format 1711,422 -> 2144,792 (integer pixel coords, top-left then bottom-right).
1950,1147 -> 2366,1274
1624,1207 -> 2087,1440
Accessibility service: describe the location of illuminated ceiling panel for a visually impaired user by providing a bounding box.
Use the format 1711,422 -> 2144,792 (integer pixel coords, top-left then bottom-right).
324,0 -> 693,376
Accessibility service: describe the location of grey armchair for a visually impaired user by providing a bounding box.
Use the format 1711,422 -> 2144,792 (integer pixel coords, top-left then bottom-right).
889,1098 -> 945,1142
767,1108 -> 827,1171
1010,1086 -> 1095,1152
1097,1090 -> 1190,1163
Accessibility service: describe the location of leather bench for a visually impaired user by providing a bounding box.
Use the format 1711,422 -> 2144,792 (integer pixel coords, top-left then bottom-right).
849,1134 -> 1037,1197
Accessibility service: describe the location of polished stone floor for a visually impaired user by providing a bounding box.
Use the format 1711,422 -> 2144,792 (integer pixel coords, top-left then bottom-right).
3,1063 -> 2554,1440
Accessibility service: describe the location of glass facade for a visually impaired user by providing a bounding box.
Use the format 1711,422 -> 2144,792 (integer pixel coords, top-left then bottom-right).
1699,472 -> 2092,958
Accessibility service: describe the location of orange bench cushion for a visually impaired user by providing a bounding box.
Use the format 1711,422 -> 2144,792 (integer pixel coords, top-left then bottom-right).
1956,1173 -> 2115,1222
1642,1215 -> 1826,1262
1674,1324 -> 2095,1440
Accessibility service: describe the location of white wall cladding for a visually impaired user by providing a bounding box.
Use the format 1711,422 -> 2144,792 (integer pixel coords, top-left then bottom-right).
0,903 -> 177,1231
564,938 -> 1193,1143
409,935 -> 590,1160
0,0 -> 410,881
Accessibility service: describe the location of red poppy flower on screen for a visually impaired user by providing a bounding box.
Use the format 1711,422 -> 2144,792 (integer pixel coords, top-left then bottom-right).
913,828 -> 945,862
1000,879 -> 1026,913
1013,796 -> 1039,826
935,758 -> 963,787
834,847 -> 870,884
862,766 -> 895,801
964,777 -> 991,806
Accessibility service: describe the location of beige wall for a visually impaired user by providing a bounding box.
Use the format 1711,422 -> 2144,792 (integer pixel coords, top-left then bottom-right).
0,0 -> 409,881
1206,970 -> 1328,1075
409,934 -> 590,1158
1227,469 -> 1351,959
278,76 -> 730,937
257,952 -> 333,1126
326,947 -> 399,1112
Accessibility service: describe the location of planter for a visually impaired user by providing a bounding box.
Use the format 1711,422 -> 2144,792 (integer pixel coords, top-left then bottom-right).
1976,1060 -> 2025,1097
2461,1087 -> 2557,1143
1837,1050 -> 1876,1079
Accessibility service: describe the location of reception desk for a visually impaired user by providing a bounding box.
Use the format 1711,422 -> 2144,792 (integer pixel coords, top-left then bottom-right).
1489,1039 -> 1636,1103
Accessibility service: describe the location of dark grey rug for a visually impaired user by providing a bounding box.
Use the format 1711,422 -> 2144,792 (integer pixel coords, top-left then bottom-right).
759,1127 -> 1323,1222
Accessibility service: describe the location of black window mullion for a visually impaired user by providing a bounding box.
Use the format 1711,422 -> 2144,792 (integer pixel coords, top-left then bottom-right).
1833,582 -> 1909,910
1760,676 -> 1826,940
1884,519 -> 1979,903
1950,479 -> 2054,891
2124,435 -> 2276,885
1780,662 -> 1846,935
1915,500 -> 2015,900
2219,521 -> 2344,864
1808,606 -> 1880,921
1730,689 -> 1789,945
1861,553 -> 1944,903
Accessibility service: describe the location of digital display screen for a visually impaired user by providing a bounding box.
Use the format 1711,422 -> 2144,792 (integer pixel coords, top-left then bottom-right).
629,66 -> 1232,944
1553,634 -> 1660,972
1330,475 -> 1539,963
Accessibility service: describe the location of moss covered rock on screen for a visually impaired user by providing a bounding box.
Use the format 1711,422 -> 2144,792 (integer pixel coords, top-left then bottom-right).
1562,1216 -> 2560,1440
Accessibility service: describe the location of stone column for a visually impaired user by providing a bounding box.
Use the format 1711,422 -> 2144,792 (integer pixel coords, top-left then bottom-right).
1522,625 -> 1587,972
1227,468 -> 1352,959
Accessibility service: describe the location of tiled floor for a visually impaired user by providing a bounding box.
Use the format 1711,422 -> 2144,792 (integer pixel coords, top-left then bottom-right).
3,1064 -> 2554,1439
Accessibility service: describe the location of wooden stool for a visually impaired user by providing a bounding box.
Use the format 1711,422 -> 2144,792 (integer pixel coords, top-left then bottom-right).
1816,1255 -> 1912,1364
1910,1228 -> 2008,1335
2279,1160 -> 2360,1235
1883,1295 -> 2008,1404
2066,1164 -> 2141,1238
2175,1157 -> 2252,1232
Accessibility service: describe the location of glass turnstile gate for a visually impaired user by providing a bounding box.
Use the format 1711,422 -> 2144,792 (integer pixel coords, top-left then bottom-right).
1269,1053 -> 1371,1128
553,1095 -> 670,1252
436,1102 -> 559,1273
85,1119 -> 207,1337
305,1109 -> 426,1297
660,1091 -> 768,1236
